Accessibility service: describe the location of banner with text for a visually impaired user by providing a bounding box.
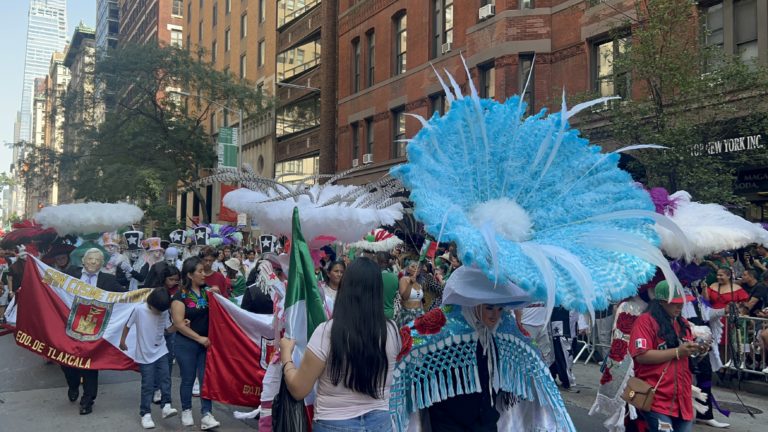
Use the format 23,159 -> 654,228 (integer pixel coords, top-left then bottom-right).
217,127 -> 239,168
15,258 -> 149,371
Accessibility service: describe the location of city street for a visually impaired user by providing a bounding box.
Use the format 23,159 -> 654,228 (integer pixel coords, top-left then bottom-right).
2,330 -> 764,431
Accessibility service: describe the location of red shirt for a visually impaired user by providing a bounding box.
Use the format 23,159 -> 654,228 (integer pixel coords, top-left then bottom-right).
707,286 -> 749,309
628,313 -> 693,420
205,271 -> 231,298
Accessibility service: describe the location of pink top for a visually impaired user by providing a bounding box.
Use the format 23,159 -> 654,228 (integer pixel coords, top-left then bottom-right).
307,320 -> 400,420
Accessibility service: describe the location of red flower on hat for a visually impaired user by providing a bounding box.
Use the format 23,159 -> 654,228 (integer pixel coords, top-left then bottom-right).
413,308 -> 447,335
397,326 -> 413,361
609,339 -> 629,362
600,368 -> 613,385
615,312 -> 636,335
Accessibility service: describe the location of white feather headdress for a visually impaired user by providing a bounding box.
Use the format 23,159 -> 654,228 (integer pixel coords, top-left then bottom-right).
34,202 -> 144,235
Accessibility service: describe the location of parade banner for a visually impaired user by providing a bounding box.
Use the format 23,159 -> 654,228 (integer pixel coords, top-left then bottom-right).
14,257 -> 148,371
203,292 -> 274,407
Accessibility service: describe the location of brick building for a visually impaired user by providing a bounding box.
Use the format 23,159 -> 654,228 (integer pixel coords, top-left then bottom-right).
335,0 -> 768,194
118,0 -> 184,45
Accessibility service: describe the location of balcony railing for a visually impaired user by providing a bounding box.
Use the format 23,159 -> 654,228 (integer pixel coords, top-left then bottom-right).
278,0 -> 321,28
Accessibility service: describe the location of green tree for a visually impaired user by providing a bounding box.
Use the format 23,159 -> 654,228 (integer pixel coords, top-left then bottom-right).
72,43 -> 269,222
586,0 -> 768,206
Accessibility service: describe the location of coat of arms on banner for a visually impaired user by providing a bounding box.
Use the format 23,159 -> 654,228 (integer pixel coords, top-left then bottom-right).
66,296 -> 114,342
259,336 -> 276,370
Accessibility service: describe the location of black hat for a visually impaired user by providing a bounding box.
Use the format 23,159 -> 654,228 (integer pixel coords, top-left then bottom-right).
169,229 -> 186,245
260,234 -> 278,254
193,226 -> 209,246
123,231 -> 144,251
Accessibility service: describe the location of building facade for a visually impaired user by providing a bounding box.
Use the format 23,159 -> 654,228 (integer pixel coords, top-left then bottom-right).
45,51 -> 71,207
118,0 -> 184,45
182,0 -> 278,225
26,77 -> 49,216
96,0 -> 120,53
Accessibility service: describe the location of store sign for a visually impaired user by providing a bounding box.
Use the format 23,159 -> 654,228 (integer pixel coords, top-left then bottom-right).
734,168 -> 768,193
691,134 -> 763,156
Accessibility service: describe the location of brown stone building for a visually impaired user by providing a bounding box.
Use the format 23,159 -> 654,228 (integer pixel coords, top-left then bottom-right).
335,0 -> 768,192
119,0 -> 185,45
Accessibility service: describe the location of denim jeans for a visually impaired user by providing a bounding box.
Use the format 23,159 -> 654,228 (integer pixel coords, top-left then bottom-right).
174,334 -> 212,414
154,333 -> 175,392
643,411 -> 693,432
313,410 -> 393,432
140,354 -> 171,416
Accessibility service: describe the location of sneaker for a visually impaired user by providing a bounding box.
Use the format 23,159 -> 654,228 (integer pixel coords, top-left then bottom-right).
152,389 -> 161,404
162,403 -> 178,419
200,413 -> 220,430
696,418 -> 730,428
141,413 -> 156,429
181,409 -> 194,427
192,379 -> 200,396
762,366 -> 768,374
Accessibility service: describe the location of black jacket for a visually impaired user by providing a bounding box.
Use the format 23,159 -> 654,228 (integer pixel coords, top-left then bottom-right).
66,267 -> 126,293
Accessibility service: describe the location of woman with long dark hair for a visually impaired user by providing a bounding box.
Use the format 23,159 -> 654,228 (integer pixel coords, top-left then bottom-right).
171,256 -> 220,430
629,281 -> 705,432
319,260 -> 345,316
279,257 -> 400,431
397,258 -> 425,325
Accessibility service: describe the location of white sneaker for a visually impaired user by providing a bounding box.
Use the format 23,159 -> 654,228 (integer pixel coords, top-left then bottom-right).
162,403 -> 178,418
697,418 -> 730,428
200,413 -> 220,430
762,366 -> 768,374
141,413 -> 156,429
192,379 -> 200,396
181,409 -> 194,427
152,389 -> 161,403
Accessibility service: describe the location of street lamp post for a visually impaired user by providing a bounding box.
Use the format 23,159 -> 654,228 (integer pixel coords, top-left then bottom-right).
171,90 -> 243,170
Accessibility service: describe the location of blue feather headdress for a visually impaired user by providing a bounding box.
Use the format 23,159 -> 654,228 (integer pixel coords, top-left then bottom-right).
390,60 -> 687,316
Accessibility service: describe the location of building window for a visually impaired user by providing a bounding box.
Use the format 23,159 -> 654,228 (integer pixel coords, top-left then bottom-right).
211,40 -> 217,63
259,0 -> 266,22
521,0 -> 534,9
394,13 -> 407,75
172,0 -> 183,16
258,40 -> 266,67
240,54 -> 247,79
198,21 -> 203,41
479,61 -> 495,99
226,0 -> 231,14
225,28 -> 231,51
188,1 -> 192,22
212,2 -> 217,26
734,0 -> 758,64
277,39 -> 321,81
703,3 -> 724,51
392,108 -> 407,158
519,54 -> 534,114
276,96 -> 321,137
430,93 -> 448,116
351,123 -> 360,161
171,29 -> 183,47
199,0 -> 203,8
365,118 -> 374,154
352,38 -> 361,93
187,34 -> 191,50
367,31 -> 375,87
241,13 -> 248,38
432,0 -> 453,58
593,37 -> 629,99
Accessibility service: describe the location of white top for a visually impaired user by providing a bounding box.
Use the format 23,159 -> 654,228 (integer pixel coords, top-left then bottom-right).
211,261 -> 225,273
126,304 -> 169,364
307,320 -> 400,420
521,303 -> 548,326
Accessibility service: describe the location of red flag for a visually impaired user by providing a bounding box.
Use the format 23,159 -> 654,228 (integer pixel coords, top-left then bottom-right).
15,258 -> 144,371
203,293 -> 274,407
220,184 -> 238,222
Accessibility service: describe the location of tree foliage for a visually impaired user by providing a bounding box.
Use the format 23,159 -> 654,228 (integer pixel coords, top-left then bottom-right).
586,0 -> 768,206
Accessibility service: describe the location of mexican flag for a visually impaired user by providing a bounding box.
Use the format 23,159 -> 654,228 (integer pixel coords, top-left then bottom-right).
14,257 -> 148,370
203,292 -> 274,407
283,207 -> 326,360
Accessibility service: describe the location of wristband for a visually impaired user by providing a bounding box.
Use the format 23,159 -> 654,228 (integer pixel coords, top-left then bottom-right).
675,348 -> 680,360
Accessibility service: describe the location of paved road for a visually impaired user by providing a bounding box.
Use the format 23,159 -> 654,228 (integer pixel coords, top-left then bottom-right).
1,332 -> 760,431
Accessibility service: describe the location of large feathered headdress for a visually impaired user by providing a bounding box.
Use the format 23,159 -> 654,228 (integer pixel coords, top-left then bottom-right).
390,60 -> 687,314
34,202 -> 144,235
194,166 -> 405,244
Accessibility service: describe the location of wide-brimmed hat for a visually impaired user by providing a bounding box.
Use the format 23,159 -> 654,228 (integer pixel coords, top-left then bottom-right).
42,243 -> 76,265
224,257 -> 242,272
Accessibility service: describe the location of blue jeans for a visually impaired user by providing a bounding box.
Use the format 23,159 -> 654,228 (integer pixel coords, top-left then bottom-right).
174,335 -> 212,414
154,333 -> 175,392
313,410 -> 393,432
140,354 -> 171,416
643,411 -> 693,432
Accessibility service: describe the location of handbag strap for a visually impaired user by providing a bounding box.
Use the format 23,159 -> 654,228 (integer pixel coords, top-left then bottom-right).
652,361 -> 672,392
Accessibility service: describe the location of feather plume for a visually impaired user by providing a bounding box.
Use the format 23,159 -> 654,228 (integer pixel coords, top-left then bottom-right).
35,202 -> 144,235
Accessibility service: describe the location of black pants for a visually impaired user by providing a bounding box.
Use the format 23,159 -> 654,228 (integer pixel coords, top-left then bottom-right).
61,366 -> 98,408
691,356 -> 714,420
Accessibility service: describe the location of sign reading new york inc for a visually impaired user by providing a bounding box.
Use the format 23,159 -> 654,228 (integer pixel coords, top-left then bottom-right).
218,127 -> 239,168
691,134 -> 764,156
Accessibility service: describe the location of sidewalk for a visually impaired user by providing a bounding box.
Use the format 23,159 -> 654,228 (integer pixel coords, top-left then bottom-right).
562,362 -> 766,431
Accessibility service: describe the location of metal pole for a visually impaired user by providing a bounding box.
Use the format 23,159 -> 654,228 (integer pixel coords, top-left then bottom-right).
237,109 -> 243,170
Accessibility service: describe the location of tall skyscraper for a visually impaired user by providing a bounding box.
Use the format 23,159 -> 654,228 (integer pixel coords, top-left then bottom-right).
19,0 -> 67,145
95,0 -> 118,54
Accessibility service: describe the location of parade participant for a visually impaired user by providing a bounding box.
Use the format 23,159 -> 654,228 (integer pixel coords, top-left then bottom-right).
212,249 -> 226,273
199,246 -> 231,298
629,281 -> 702,432
224,257 -> 247,300
397,258 -> 425,326
242,249 -> 257,275
279,257 -> 400,432
377,252 -> 399,320
164,246 -> 182,270
63,247 -> 125,415
41,240 -> 75,272
122,230 -> 149,290
119,287 -> 179,429
170,256 -> 221,430
319,260 -> 345,315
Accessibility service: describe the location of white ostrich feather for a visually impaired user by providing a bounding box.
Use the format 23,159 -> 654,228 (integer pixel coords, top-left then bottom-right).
35,202 -> 144,235
656,191 -> 768,259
